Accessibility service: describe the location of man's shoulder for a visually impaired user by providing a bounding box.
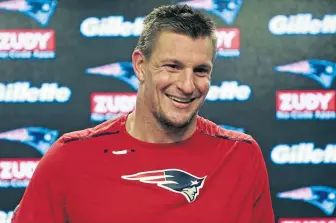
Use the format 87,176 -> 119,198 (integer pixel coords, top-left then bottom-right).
59,115 -> 125,145
197,116 -> 265,162
36,116 -> 127,173
197,116 -> 254,144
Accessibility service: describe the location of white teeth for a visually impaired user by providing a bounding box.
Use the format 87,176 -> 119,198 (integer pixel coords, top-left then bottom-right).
167,95 -> 193,103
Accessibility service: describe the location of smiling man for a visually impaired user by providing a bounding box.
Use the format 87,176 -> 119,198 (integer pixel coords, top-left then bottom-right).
11,4 -> 275,223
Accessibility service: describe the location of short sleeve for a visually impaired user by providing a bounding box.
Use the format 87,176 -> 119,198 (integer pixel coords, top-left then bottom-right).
251,139 -> 275,223
11,138 -> 68,223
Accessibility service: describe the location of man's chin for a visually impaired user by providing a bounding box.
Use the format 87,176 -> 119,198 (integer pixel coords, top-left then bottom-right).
155,113 -> 196,130
166,120 -> 191,129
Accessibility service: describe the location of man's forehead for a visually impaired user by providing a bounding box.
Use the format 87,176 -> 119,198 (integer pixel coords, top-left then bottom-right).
151,32 -> 213,65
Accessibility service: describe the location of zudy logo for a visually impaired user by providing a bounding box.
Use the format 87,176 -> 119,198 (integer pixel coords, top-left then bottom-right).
276,90 -> 336,120
275,60 -> 336,89
0,158 -> 39,188
178,0 -> 243,25
0,0 -> 57,27
0,127 -> 59,155
277,186 -> 336,216
0,29 -> 56,60
90,92 -> 137,122
216,28 -> 240,57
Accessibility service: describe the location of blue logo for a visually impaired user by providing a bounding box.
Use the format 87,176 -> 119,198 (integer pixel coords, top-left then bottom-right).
80,16 -> 144,38
86,62 -> 139,90
219,124 -> 244,133
122,169 -> 206,203
271,143 -> 336,165
178,0 -> 243,25
269,14 -> 336,36
0,82 -> 72,103
206,81 -> 252,101
275,60 -> 336,89
0,127 -> 58,155
277,186 -> 336,216
0,0 -> 57,27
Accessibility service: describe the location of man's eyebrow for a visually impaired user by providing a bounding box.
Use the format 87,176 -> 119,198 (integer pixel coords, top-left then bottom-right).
160,59 -> 212,69
195,64 -> 212,70
160,59 -> 183,66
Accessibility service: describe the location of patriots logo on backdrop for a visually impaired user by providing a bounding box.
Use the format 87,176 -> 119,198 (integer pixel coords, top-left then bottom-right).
86,62 -> 139,90
122,169 -> 207,203
277,186 -> 336,216
0,127 -> 58,155
178,0 -> 243,25
275,60 -> 336,89
0,0 -> 57,26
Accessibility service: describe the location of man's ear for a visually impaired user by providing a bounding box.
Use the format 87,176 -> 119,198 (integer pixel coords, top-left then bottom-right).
132,50 -> 146,82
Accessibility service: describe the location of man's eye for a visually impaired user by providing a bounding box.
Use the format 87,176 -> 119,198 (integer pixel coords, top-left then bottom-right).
194,68 -> 209,75
166,64 -> 179,69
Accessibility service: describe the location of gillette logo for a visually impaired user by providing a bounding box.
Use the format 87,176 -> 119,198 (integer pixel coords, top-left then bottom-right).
206,81 -> 251,101
86,62 -> 138,90
80,16 -> 144,37
271,143 -> 336,165
178,0 -> 243,25
0,127 -> 59,155
219,125 -> 245,133
279,218 -> 336,223
277,186 -> 336,216
276,90 -> 336,120
0,30 -> 55,59
275,60 -> 336,89
91,92 -> 137,122
0,159 -> 39,188
216,28 -> 240,57
0,0 -> 57,27
0,82 -> 72,103
0,210 -> 14,223
269,14 -> 336,35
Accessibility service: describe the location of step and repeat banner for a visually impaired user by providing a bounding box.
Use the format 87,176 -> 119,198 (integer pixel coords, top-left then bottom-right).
0,0 -> 335,222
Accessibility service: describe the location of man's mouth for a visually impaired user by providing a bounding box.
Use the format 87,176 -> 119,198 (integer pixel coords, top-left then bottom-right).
165,94 -> 195,104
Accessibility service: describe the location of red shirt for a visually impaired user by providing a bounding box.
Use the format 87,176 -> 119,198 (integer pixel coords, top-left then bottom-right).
11,115 -> 275,223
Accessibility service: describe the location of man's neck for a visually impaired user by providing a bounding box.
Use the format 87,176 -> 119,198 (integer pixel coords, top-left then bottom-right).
125,110 -> 197,144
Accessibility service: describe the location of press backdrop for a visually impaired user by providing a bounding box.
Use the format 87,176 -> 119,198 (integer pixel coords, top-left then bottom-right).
0,0 -> 335,222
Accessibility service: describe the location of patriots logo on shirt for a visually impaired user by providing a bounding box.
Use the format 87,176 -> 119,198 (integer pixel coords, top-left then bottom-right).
0,127 -> 59,155
85,62 -> 139,90
178,0 -> 243,25
275,60 -> 336,89
122,169 -> 207,203
277,186 -> 336,216
0,0 -> 57,26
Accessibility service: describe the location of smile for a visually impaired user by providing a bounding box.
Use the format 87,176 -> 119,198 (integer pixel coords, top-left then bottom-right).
165,94 -> 195,104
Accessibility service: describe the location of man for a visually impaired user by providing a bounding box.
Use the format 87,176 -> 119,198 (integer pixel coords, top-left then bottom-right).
11,4 -> 275,223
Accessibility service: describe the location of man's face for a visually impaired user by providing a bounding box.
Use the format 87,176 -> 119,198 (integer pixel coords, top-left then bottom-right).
140,31 -> 213,129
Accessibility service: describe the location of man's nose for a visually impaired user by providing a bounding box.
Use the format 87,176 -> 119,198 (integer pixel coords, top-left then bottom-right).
177,69 -> 196,95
